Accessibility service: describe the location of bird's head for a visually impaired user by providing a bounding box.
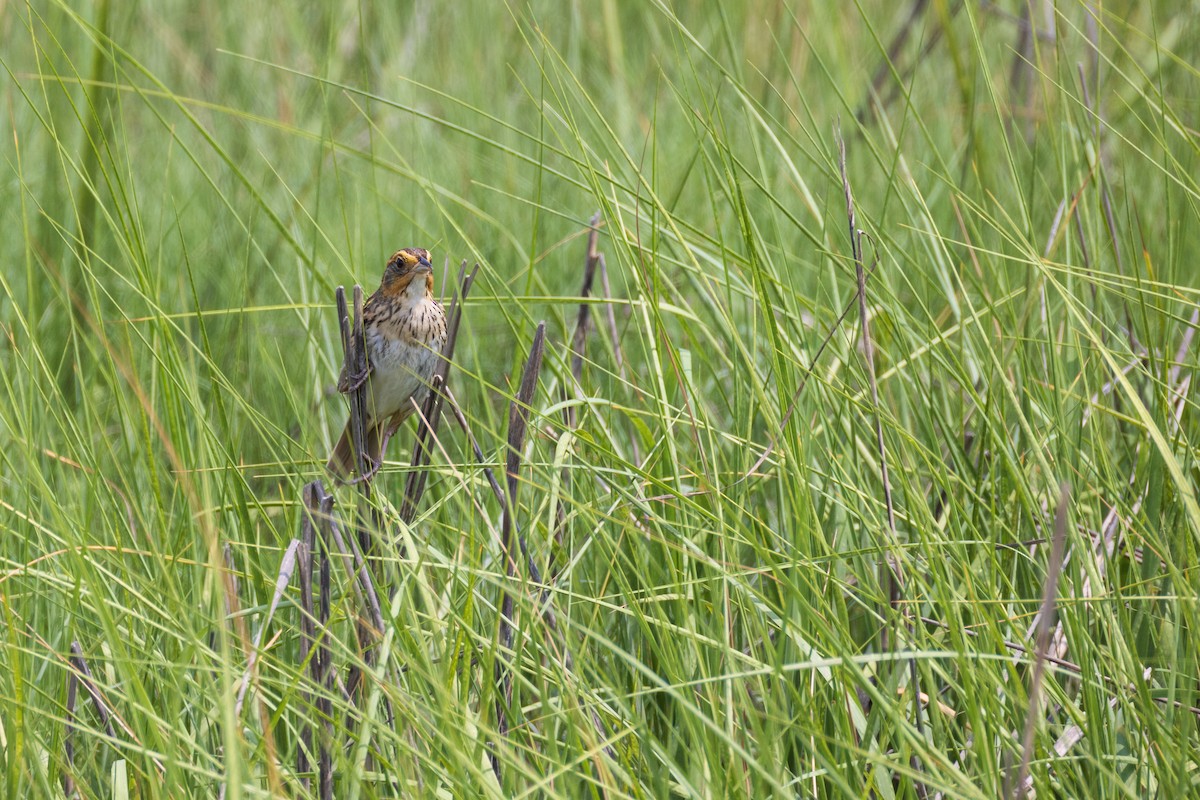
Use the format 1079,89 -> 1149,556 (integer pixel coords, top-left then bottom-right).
380,247 -> 434,297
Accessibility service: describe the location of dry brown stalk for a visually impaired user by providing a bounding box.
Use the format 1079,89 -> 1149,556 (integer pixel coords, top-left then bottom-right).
442,385 -> 614,762
1008,482 -> 1070,799
61,641 -> 121,797
318,492 -> 334,800
400,262 -> 479,523
839,127 -> 926,798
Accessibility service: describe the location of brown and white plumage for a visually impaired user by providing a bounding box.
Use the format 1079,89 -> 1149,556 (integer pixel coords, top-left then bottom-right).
327,247 -> 447,481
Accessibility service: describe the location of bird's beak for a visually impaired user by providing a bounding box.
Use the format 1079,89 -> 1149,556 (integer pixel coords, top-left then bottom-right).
415,258 -> 433,273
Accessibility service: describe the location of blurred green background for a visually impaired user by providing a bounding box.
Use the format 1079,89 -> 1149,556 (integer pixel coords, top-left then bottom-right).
3,1 -> 1199,797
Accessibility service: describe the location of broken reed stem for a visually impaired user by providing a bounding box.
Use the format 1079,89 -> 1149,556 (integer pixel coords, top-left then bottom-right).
444,386 -> 571,686
336,284 -> 381,698
326,508 -> 386,636
1009,482 -> 1071,800
443,386 -> 615,761
62,641 -> 118,798
298,483 -> 337,800
397,373 -> 443,526
444,386 -> 508,519
568,213 -> 603,405
598,250 -> 640,470
348,285 -> 379,569
1006,2 -> 1034,140
492,321 -> 547,780
335,286 -> 374,494
839,129 -> 926,797
318,488 -> 334,800
221,541 -> 239,619
63,665 -> 77,797
320,480 -> 390,722
554,214 -> 603,564
444,387 -> 558,633
328,500 -> 399,764
300,485 -> 333,799
443,387 -> 555,612
597,254 -> 625,380
857,0 -> 930,123
400,262 -> 480,524
349,286 -> 371,487
838,131 -> 900,619
68,641 -> 115,738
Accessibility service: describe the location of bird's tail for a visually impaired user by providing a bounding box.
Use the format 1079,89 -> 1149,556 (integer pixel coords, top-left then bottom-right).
326,420 -> 384,482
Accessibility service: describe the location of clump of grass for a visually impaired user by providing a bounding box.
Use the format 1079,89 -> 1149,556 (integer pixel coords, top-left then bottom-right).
2,2 -> 1198,798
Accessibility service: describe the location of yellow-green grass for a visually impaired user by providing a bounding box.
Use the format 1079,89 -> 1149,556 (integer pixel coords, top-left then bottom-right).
2,2 -> 1198,797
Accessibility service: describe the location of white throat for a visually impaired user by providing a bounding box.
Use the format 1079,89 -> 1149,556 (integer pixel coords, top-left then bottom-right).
406,274 -> 430,300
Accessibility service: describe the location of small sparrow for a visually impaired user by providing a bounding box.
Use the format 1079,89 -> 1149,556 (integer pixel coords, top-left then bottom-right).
327,247 -> 447,481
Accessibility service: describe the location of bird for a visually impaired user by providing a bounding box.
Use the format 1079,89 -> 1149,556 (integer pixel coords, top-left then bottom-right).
327,247 -> 447,482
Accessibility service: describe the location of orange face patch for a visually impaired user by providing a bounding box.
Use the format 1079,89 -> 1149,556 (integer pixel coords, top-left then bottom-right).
380,248 -> 434,297
387,248 -> 431,271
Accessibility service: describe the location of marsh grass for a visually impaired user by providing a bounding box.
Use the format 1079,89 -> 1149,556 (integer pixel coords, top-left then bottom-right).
2,1 -> 1198,797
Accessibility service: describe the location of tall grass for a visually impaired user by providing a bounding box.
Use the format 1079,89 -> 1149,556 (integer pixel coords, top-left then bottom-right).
2,1 -> 1198,797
